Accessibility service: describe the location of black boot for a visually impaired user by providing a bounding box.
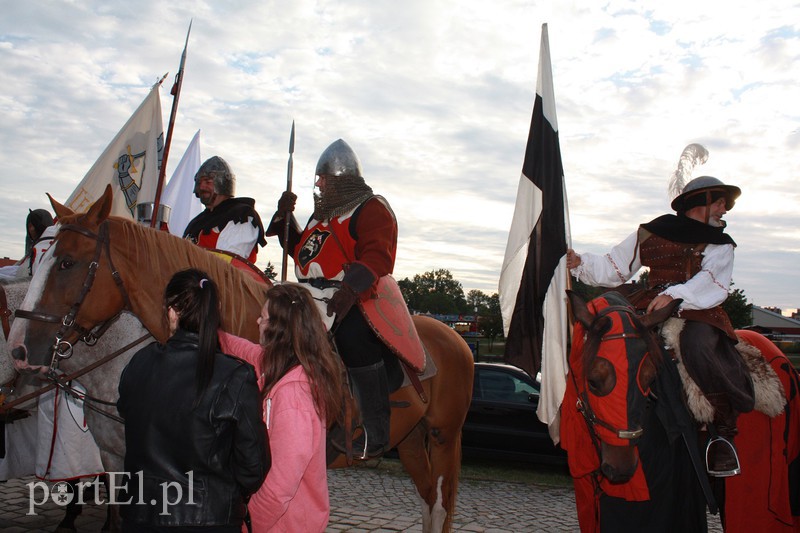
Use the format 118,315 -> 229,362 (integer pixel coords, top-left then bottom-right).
331,361 -> 391,459
705,393 -> 741,477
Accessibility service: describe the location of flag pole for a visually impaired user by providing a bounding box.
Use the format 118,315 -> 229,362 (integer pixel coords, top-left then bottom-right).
151,20 -> 192,229
281,121 -> 296,282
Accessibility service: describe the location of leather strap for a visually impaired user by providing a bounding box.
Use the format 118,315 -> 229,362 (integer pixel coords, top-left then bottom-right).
0,284 -> 11,340
0,332 -> 151,414
402,360 -> 427,403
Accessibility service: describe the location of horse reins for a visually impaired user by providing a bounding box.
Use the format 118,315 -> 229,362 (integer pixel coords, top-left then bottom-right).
14,221 -> 132,369
5,220 -> 138,423
0,331 -> 150,420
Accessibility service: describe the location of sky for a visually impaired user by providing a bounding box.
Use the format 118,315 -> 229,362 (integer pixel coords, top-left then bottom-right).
1,1 -> 798,314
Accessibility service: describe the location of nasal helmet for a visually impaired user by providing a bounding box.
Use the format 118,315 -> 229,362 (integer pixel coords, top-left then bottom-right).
194,156 -> 235,197
315,139 -> 363,178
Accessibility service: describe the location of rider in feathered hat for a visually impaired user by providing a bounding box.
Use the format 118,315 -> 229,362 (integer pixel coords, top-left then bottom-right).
566,144 -> 754,477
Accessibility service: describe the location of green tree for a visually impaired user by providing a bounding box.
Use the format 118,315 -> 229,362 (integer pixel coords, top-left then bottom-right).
480,293 -> 504,350
723,281 -> 752,329
263,261 -> 277,281
398,269 -> 466,314
466,289 -> 491,313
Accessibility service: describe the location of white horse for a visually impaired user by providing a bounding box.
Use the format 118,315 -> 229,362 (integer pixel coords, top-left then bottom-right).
1,276 -> 151,474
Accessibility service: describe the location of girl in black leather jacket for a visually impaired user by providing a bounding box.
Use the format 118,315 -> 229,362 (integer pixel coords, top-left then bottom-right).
118,269 -> 269,531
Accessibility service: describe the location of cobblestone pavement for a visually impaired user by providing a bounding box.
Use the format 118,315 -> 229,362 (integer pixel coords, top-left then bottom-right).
0,464 -> 724,532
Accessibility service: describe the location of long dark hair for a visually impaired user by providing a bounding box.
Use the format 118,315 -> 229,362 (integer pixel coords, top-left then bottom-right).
260,283 -> 344,426
164,269 -> 222,401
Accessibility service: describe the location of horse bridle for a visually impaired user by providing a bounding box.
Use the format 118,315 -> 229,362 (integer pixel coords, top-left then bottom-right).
572,304 -> 648,443
14,221 -> 132,370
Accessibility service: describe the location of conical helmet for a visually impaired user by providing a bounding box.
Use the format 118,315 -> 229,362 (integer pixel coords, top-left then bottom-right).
194,156 -> 235,197
315,139 -> 363,178
670,176 -> 741,213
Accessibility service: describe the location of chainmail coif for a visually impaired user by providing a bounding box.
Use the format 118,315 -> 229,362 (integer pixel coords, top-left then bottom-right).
313,174 -> 374,220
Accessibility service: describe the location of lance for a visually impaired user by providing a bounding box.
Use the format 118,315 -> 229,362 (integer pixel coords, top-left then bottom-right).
281,121 -> 295,281
151,20 -> 192,229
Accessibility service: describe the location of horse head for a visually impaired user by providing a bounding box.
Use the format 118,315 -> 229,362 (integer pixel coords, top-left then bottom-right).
9,184 -> 270,380
566,290 -> 680,483
8,185 -> 131,374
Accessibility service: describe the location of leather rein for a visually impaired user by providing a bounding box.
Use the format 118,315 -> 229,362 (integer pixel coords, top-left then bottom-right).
14,221 -> 132,367
3,221 -> 140,421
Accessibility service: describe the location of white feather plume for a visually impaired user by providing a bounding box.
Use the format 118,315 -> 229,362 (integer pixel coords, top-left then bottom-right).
668,143 -> 709,200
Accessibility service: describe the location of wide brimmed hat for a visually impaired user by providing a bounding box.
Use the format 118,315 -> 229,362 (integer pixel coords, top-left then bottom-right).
671,176 -> 741,212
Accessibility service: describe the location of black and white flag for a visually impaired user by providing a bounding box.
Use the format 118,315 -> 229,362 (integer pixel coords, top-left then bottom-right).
498,23 -> 571,442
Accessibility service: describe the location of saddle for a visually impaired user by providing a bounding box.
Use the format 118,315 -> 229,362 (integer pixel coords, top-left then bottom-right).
660,317 -> 785,423
209,249 -> 271,285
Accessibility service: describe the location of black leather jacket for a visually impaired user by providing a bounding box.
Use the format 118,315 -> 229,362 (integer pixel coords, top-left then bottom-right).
117,329 -> 269,528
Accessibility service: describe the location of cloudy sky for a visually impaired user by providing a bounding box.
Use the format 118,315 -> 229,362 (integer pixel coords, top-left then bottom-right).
1,1 -> 798,313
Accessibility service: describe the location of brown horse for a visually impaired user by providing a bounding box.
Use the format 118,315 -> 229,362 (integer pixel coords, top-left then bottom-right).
561,290 -> 800,532
5,185 -> 474,532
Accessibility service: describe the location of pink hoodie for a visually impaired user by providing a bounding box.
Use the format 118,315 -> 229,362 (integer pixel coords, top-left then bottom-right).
219,332 -> 329,533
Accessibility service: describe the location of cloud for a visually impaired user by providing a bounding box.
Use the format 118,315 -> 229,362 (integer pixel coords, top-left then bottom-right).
0,0 -> 798,311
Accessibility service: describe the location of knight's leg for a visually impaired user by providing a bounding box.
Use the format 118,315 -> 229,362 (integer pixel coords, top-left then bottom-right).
329,308 -> 391,459
705,393 -> 742,476
348,361 -> 391,458
680,322 -> 752,476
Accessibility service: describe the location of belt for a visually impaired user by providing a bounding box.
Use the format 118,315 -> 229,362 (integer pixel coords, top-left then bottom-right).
300,278 -> 342,290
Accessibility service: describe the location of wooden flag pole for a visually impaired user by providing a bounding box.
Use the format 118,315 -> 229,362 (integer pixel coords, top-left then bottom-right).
151,20 -> 192,229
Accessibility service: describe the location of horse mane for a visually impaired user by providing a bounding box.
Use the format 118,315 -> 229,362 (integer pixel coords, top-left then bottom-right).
70,214 -> 268,343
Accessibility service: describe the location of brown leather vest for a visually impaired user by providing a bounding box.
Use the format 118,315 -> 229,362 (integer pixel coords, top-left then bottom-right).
636,230 -> 736,339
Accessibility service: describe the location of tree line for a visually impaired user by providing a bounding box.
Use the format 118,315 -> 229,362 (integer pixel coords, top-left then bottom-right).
261,265 -> 753,335
397,268 -> 753,340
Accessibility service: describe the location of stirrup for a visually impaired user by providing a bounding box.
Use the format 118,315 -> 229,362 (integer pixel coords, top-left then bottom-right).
349,427 -> 380,460
705,436 -> 741,477
330,424 -> 372,460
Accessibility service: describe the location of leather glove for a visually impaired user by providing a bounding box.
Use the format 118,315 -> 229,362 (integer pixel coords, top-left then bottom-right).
277,191 -> 297,213
327,284 -> 358,321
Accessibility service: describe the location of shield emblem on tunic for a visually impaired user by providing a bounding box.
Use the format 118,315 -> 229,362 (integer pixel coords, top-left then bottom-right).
359,275 -> 426,373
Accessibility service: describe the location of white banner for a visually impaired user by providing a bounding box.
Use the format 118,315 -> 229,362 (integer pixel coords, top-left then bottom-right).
161,129 -> 203,236
65,85 -> 164,218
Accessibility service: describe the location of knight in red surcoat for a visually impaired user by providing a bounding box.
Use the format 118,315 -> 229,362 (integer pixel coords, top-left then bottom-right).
183,156 -> 266,263
567,174 -> 755,477
267,139 -> 404,459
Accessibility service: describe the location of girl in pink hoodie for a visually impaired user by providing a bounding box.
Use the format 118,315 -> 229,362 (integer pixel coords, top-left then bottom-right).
219,283 -> 344,532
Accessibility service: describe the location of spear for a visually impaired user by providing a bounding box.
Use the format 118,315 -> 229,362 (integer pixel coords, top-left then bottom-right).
281,120 -> 295,281
151,20 -> 192,229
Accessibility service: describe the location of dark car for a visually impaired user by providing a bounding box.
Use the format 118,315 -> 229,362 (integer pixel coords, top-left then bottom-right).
462,362 -> 566,463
